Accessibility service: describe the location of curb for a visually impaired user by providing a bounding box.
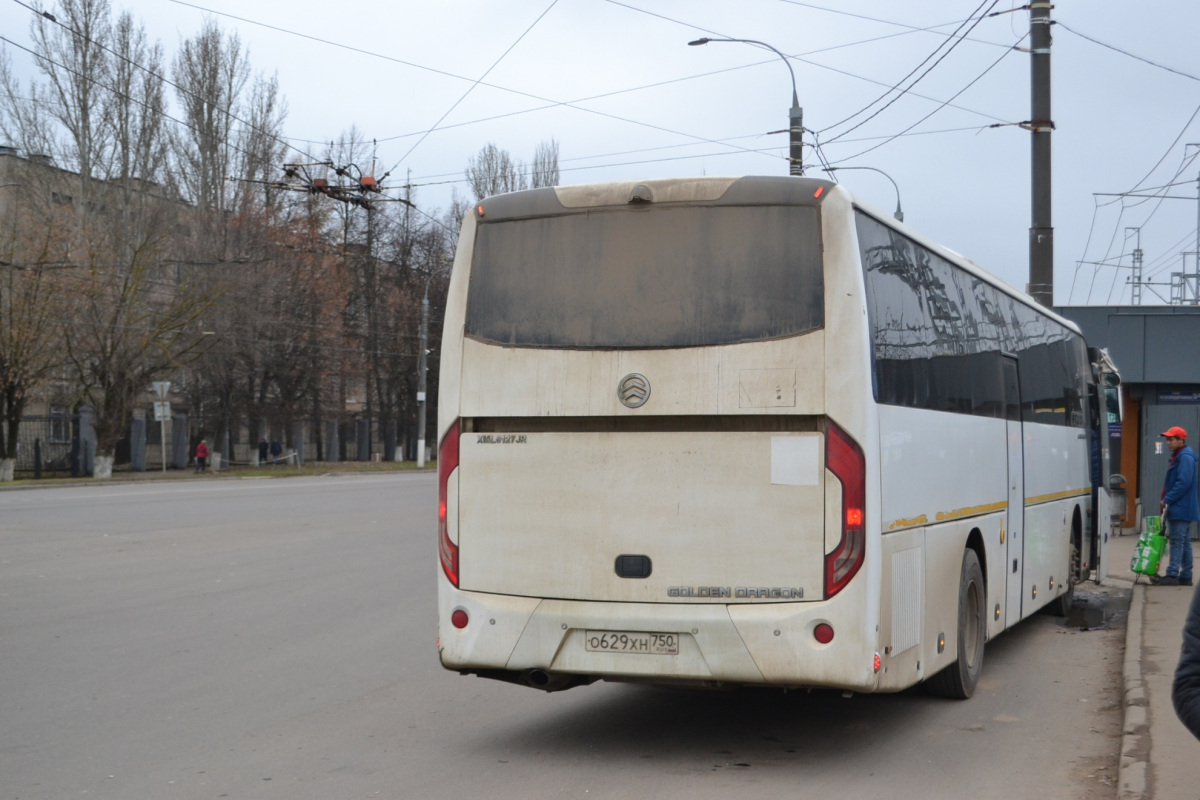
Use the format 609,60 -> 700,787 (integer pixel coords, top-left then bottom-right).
1120,581 -> 1149,800
0,468 -> 436,491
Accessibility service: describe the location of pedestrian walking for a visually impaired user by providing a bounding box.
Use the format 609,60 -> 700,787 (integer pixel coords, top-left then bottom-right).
195,439 -> 209,473
270,439 -> 282,466
258,435 -> 269,466
1154,426 -> 1199,586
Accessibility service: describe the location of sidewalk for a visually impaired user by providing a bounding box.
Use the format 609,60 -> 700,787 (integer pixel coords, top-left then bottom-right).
0,461 -> 432,490
1111,530 -> 1200,799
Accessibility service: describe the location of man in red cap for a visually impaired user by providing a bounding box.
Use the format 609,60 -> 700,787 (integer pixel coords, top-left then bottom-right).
1156,426 -> 1199,585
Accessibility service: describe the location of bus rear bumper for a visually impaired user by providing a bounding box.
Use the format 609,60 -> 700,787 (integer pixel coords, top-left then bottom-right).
438,583 -> 879,692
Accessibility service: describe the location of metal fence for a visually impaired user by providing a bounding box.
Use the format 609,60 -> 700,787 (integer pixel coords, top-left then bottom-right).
13,414 -> 78,476
11,411 -> 420,477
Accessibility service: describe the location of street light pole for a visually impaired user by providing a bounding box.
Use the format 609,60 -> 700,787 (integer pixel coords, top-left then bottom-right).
416,264 -> 451,468
688,37 -> 803,176
823,166 -> 904,222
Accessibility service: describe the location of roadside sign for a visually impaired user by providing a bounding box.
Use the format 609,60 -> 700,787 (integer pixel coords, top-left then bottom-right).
151,381 -> 171,399
153,401 -> 171,422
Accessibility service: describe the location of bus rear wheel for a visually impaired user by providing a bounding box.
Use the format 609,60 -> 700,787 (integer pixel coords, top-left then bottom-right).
1045,519 -> 1082,617
926,548 -> 986,699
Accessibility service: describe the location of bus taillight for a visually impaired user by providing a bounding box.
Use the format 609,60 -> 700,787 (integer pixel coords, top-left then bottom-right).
825,420 -> 866,599
439,421 -> 461,587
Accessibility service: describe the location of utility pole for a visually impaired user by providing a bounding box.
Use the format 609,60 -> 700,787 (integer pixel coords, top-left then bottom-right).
1028,2 -> 1054,307
1128,227 -> 1143,305
1194,163 -> 1200,302
416,289 -> 430,468
416,264 -> 451,468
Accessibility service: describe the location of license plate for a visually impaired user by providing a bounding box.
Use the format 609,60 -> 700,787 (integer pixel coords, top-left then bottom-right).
584,631 -> 679,655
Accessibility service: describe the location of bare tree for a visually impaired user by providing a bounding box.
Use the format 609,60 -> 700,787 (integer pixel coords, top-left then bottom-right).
172,18 -> 248,214
530,137 -> 560,188
62,220 -> 214,476
183,196 -> 343,462
27,0 -> 112,218
465,139 -> 561,200
465,142 -> 526,201
0,50 -> 55,158
0,163 -> 72,480
231,71 -> 288,217
1,2 -> 490,475
444,186 -> 470,236
2,0 -> 219,477
105,10 -> 170,258
0,0 -> 116,479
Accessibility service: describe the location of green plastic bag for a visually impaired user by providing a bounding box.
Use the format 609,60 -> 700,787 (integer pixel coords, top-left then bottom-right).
1131,520 -> 1167,577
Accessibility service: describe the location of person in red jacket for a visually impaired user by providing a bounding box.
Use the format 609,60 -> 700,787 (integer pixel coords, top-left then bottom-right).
1156,426 -> 1199,586
195,439 -> 209,473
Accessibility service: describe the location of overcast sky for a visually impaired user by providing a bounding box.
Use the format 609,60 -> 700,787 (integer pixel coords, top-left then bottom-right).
3,0 -> 1198,306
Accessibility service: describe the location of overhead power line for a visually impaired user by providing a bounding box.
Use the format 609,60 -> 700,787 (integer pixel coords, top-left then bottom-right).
1057,21 -> 1200,83
163,0 -> 1013,170
7,0 -> 322,165
776,0 -> 1015,51
160,0 -> 773,166
827,31 -> 1024,165
391,0 -> 560,171
819,0 -> 998,141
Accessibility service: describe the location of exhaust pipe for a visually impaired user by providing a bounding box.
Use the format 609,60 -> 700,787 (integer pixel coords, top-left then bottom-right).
465,668 -> 594,693
525,669 -> 552,688
522,669 -> 588,692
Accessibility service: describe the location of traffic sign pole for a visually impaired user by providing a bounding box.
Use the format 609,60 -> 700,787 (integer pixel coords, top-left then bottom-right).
152,382 -> 171,472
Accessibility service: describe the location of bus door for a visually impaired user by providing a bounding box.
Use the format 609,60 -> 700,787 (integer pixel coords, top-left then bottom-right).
1087,383 -> 1110,582
1002,357 -> 1025,626
1090,357 -> 1123,583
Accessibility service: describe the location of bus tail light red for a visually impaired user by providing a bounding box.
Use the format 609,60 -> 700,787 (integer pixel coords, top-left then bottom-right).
825,419 -> 866,599
439,421 -> 460,587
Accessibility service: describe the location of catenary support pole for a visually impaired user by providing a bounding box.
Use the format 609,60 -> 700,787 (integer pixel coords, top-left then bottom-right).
416,264 -> 451,469
416,292 -> 430,468
1194,168 -> 1199,303
1028,1 -> 1054,307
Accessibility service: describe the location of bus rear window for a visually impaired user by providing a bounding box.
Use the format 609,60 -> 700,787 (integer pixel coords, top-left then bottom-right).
466,205 -> 823,348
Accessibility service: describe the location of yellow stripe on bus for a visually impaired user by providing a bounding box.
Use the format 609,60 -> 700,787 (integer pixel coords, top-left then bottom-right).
885,490 -> 1090,533
1025,488 -> 1089,506
886,515 -> 929,531
935,501 -> 1008,522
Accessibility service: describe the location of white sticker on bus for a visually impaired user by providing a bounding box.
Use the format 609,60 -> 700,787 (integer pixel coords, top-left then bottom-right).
770,436 -> 819,486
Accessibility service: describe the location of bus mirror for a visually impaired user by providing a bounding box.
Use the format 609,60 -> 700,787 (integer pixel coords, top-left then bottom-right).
1105,385 -> 1123,424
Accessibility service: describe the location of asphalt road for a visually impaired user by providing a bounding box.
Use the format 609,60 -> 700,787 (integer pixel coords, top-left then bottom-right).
1,474 -> 1126,799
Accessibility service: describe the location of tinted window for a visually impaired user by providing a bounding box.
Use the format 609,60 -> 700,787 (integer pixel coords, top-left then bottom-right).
467,205 -> 823,348
858,212 -> 1089,427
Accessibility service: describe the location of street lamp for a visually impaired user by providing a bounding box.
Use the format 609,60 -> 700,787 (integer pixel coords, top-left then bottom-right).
823,166 -> 904,222
688,37 -> 803,176
416,263 -> 452,468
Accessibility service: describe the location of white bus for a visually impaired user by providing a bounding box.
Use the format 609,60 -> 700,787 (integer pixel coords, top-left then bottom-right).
435,176 -> 1117,699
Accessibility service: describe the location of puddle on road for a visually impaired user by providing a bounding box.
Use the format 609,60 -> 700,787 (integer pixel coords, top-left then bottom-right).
1066,604 -> 1108,630
1064,588 -> 1129,631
